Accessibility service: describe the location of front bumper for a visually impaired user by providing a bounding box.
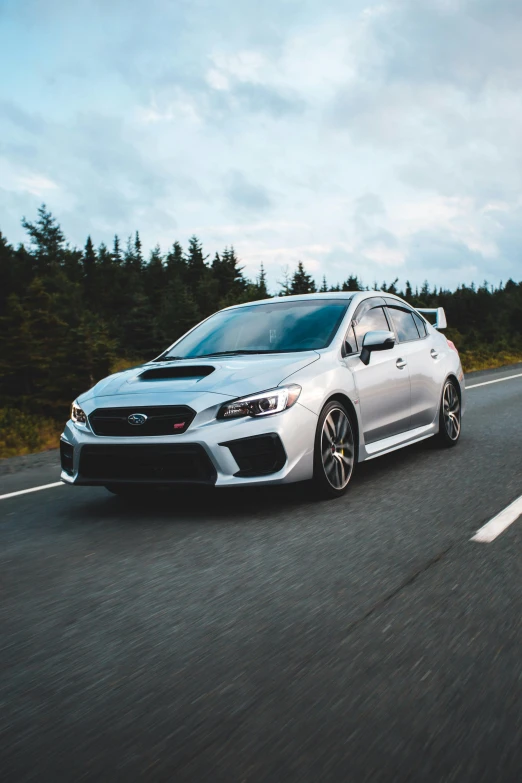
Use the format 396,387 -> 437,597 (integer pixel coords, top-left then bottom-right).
60,401 -> 317,488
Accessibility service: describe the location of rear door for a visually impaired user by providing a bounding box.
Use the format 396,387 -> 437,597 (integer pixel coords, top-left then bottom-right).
344,297 -> 411,444
384,301 -> 443,429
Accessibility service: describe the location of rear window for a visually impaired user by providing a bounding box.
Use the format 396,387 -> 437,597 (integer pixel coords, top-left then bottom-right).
387,307 -> 420,342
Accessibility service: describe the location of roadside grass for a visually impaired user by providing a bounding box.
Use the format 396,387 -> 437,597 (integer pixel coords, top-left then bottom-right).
1,352 -> 521,459
0,408 -> 62,459
460,350 -> 522,373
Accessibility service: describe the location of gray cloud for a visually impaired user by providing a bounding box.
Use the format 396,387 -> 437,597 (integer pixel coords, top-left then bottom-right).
0,100 -> 44,135
226,171 -> 272,212
375,0 -> 522,92
354,193 -> 385,218
232,82 -> 305,117
405,230 -> 485,271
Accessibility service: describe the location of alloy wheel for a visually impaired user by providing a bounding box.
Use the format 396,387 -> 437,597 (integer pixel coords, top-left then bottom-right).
321,407 -> 355,490
443,381 -> 461,441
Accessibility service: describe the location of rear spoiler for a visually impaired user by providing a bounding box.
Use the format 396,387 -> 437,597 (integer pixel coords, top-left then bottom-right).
416,307 -> 447,329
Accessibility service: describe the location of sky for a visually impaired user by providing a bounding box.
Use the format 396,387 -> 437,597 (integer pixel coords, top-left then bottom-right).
1,0 -> 521,292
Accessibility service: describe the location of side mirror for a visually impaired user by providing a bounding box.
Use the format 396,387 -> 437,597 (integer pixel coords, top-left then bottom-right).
360,330 -> 395,366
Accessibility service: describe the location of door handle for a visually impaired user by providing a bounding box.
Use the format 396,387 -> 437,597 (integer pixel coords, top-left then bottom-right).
396,358 -> 407,369
430,349 -> 439,359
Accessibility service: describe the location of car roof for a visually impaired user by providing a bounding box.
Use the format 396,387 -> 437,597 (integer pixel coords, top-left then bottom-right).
224,291 -> 408,310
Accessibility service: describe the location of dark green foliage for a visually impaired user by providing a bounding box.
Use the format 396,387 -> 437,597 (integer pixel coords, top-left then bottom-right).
112,235 -> 122,265
21,204 -> 66,269
185,235 -> 208,295
1,204 -> 521,433
0,207 -> 274,421
257,263 -> 269,299
0,232 -> 15,315
278,267 -> 292,296
82,236 -> 97,309
342,275 -> 363,292
290,261 -> 316,294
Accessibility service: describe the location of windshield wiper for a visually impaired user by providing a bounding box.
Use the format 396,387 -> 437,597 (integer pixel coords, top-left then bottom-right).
153,350 -> 277,362
192,350 -> 276,358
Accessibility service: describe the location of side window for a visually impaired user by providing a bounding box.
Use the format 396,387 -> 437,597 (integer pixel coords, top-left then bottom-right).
388,307 -> 420,342
412,311 -> 427,337
354,307 -> 390,350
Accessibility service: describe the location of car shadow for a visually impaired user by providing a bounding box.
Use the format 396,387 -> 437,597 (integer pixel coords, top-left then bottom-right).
72,436 -> 439,525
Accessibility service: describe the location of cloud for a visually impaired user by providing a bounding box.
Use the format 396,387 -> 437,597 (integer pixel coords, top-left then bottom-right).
225,171 -> 273,212
0,0 -> 521,291
0,100 -> 43,135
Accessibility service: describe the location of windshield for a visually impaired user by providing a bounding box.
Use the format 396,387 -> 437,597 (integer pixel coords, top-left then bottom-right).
163,299 -> 351,359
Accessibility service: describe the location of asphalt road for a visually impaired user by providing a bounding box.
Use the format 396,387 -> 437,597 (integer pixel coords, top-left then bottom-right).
1,364 -> 522,782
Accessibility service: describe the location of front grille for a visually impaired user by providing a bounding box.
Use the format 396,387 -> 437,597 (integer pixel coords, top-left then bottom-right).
60,440 -> 74,475
220,433 -> 287,477
89,406 -> 195,437
79,444 -> 216,484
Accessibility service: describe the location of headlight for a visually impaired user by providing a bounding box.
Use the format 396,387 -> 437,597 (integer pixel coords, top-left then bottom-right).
71,401 -> 87,425
218,385 -> 301,420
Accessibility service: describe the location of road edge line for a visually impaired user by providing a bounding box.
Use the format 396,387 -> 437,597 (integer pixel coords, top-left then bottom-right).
467,372 -> 522,389
0,482 -> 64,501
471,495 -> 522,543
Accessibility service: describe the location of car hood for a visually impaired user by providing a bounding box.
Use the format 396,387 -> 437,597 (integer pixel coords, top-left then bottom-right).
78,352 -> 320,405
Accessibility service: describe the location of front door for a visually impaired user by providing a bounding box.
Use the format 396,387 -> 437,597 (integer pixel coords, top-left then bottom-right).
344,298 -> 411,444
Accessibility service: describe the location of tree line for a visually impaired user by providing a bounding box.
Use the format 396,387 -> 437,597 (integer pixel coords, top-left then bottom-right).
1,205 -> 521,423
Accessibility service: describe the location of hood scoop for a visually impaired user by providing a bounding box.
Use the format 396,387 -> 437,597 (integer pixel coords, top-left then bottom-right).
138,365 -> 215,381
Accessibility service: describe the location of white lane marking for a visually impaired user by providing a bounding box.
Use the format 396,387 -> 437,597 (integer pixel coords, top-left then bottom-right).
467,372 -> 522,389
471,495 -> 522,543
0,482 -> 63,501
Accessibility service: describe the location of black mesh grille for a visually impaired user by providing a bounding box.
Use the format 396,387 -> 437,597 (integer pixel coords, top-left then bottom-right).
79,444 -> 216,484
220,434 -> 287,477
89,406 -> 195,437
60,440 -> 74,475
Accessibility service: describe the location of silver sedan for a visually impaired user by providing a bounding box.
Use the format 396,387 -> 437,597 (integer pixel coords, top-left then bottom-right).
61,292 -> 465,499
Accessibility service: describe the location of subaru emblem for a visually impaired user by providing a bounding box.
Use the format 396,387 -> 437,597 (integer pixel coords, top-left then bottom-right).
128,413 -> 148,426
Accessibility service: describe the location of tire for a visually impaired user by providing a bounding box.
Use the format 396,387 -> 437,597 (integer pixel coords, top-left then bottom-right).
313,400 -> 356,499
437,378 -> 461,447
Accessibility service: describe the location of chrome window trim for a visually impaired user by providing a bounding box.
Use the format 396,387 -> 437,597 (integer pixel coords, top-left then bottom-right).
384,301 -> 429,344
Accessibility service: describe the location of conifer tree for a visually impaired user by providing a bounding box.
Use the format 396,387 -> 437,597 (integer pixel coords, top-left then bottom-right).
257,263 -> 269,298
112,235 -> 122,265
83,236 -> 97,308
166,241 -> 186,283
0,232 -> 14,316
21,204 -> 66,269
342,275 -> 361,291
134,231 -> 143,270
145,245 -> 166,314
290,261 -> 316,295
212,246 -> 247,304
278,266 -> 292,296
185,235 -> 208,294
